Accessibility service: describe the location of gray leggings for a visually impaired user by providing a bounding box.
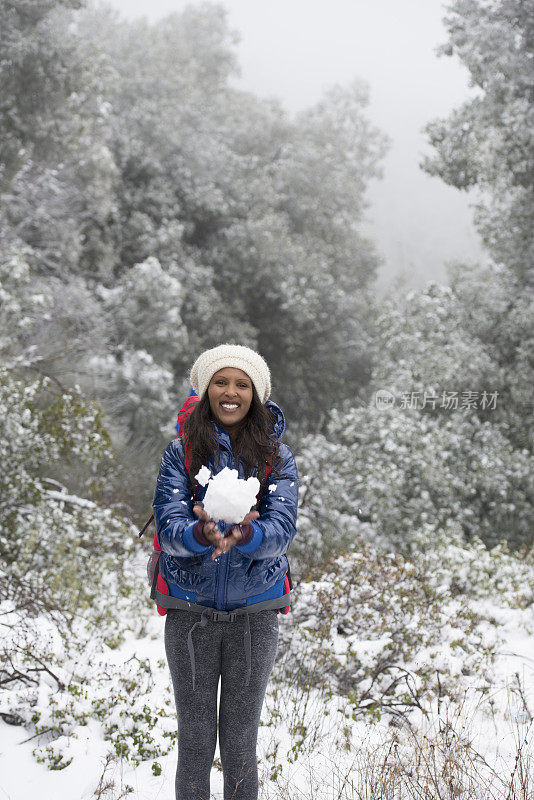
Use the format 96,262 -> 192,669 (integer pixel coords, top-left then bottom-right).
164,608 -> 279,800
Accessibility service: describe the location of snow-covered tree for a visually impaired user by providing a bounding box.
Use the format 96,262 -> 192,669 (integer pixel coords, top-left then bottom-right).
0,0 -> 85,185
81,5 -> 388,421
422,0 -> 533,284
1,1 -> 389,517
325,0 -> 534,555
0,0 -> 118,280
297,281 -> 533,556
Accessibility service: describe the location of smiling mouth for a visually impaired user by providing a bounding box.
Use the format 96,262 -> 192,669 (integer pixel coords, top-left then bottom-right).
220,402 -> 240,412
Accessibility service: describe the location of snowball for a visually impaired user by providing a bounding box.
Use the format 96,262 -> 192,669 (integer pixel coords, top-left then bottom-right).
268,484 -> 277,493
202,467 -> 260,525
195,466 -> 211,486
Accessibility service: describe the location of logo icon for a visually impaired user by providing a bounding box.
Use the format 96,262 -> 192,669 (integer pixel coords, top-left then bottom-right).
375,389 -> 395,410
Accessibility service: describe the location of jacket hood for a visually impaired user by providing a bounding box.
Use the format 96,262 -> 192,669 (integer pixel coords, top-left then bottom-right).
265,400 -> 285,440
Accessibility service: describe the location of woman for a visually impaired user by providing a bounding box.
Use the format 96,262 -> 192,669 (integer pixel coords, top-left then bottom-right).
152,343 -> 298,800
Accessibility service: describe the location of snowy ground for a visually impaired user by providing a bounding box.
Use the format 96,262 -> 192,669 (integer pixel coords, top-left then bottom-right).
1,599 -> 532,800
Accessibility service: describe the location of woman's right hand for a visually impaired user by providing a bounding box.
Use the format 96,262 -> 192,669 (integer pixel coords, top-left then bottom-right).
193,505 -> 223,550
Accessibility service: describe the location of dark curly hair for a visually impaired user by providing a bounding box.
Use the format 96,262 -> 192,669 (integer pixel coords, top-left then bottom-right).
181,385 -> 283,492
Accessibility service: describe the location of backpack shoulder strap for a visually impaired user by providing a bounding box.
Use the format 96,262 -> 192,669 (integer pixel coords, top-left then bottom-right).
176,393 -> 199,437
254,458 -> 273,506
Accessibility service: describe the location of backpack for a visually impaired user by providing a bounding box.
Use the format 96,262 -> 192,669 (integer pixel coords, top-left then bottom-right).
140,393 -> 293,616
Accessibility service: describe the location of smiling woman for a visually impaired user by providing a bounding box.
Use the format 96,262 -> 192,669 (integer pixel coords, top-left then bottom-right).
151,343 -> 298,800
208,367 -> 253,432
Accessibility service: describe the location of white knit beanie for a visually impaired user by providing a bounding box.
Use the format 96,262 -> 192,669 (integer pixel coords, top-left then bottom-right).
190,344 -> 271,403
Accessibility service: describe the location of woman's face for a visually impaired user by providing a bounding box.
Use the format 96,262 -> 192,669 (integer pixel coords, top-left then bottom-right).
208,367 -> 253,433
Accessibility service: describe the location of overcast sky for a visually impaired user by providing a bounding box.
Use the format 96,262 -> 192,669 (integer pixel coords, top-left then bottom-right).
99,0 -> 487,294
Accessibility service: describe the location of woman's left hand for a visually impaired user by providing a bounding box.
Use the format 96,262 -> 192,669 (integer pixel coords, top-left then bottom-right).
212,510 -> 259,558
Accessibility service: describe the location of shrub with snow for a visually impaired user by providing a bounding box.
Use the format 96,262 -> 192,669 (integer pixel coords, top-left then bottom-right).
0,368 -> 153,767
275,530 -> 513,722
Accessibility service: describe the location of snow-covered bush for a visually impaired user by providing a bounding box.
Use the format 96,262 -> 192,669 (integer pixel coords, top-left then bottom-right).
296,401 -> 533,557
0,368 -> 132,615
0,368 -> 147,766
0,247 -> 53,359
1,589 -> 176,770
32,631 -> 175,768
293,278 -> 533,560
97,257 -> 188,365
87,348 -> 175,445
413,522 -> 534,609
275,533 -> 515,722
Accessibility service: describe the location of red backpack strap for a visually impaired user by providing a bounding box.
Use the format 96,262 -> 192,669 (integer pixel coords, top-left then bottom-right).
153,527 -> 161,551
177,394 -> 199,437
184,443 -> 192,476
176,391 -> 198,499
145,394 -> 200,617
255,458 -> 272,504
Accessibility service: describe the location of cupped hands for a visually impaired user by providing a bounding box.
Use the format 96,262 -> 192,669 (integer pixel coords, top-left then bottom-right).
193,505 -> 259,559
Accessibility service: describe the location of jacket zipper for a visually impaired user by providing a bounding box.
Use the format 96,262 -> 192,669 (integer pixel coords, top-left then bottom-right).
216,434 -> 234,610
217,552 -> 229,610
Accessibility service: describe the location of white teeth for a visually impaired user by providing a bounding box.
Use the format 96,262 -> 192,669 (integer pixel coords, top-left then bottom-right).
221,403 -> 239,409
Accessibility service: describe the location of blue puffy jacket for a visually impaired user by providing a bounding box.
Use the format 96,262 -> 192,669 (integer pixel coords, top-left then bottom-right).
152,400 -> 298,611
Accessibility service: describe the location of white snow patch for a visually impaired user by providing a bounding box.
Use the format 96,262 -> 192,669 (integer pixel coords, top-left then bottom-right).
44,490 -> 96,509
202,467 -> 260,524
195,465 -> 211,486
